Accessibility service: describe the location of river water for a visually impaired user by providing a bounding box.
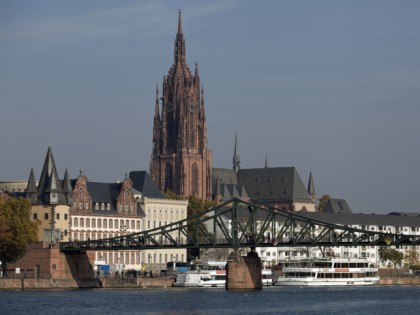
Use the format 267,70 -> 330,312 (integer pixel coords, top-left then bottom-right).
1,286 -> 419,315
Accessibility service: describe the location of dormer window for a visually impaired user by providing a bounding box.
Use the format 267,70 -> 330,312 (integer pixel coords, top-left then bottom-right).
95,203 -> 99,210
107,203 -> 111,210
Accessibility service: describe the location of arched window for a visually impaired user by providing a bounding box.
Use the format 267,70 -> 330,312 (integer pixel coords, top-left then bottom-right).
95,203 -> 99,210
164,163 -> 173,191
191,163 -> 199,196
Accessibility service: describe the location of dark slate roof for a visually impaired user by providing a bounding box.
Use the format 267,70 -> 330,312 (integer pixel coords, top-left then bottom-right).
87,182 -> 120,212
299,212 -> 420,228
212,167 -> 312,203
236,167 -> 312,202
129,171 -> 165,199
323,198 -> 352,214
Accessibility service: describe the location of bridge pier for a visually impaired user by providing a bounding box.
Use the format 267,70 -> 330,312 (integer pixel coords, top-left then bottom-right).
225,251 -> 262,290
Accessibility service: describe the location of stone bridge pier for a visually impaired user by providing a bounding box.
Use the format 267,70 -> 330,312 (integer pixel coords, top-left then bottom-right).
225,250 -> 262,290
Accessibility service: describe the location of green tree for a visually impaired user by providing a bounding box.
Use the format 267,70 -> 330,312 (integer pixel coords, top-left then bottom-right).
0,196 -> 39,275
317,195 -> 330,212
186,195 -> 217,261
379,247 -> 404,268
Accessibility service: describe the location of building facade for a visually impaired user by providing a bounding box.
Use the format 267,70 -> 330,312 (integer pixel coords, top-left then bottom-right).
23,147 -> 188,273
149,11 -> 212,200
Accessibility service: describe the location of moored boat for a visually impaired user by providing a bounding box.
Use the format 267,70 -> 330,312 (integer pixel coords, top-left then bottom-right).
274,258 -> 379,286
173,261 -> 273,287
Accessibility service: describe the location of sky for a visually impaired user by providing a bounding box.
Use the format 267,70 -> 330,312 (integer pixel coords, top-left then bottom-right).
1,0 -> 419,215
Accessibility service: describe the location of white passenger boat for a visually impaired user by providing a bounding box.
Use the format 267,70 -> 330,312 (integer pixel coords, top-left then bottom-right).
275,258 -> 380,286
173,261 -> 273,287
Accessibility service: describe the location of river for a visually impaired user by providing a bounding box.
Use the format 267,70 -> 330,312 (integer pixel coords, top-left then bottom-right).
1,285 -> 419,314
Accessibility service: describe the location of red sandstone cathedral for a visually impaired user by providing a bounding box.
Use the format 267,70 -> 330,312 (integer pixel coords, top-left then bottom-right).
149,11 -> 212,200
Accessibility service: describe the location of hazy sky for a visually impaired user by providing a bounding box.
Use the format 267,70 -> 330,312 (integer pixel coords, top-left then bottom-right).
1,0 -> 419,214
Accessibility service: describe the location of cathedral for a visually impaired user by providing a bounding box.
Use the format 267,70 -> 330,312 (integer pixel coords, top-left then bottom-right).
149,11 -> 315,211
149,11 -> 212,200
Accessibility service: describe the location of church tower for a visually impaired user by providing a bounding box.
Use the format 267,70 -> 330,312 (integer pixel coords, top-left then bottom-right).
150,11 -> 212,199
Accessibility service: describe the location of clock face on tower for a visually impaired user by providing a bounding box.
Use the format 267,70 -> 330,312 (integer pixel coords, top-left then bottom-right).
167,102 -> 173,112
188,103 -> 196,113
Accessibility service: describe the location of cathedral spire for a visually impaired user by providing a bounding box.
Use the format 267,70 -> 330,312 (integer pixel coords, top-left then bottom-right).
174,10 -> 186,64
233,131 -> 240,173
178,9 -> 183,34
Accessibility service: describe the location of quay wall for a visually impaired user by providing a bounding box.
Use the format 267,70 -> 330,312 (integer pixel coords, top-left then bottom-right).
1,277 -> 420,290
0,277 -> 174,290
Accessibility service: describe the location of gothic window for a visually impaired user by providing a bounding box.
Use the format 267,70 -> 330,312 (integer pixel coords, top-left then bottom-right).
191,163 -> 199,196
164,163 -> 173,191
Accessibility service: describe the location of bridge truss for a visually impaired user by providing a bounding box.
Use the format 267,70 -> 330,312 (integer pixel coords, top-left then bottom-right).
60,198 -> 420,253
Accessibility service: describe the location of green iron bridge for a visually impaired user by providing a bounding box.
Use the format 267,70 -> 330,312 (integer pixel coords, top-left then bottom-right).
60,198 -> 420,253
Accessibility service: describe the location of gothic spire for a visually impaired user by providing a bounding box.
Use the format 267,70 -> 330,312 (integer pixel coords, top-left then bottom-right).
174,10 -> 186,65
307,171 -> 316,201
233,131 -> 240,173
178,9 -> 183,34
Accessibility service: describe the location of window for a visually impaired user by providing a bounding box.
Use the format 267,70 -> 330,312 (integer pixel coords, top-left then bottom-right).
107,203 -> 111,211
57,213 -> 60,220
44,213 -> 49,220
33,213 -> 37,220
64,214 -> 68,220
98,220 -> 102,228
103,219 -> 107,228
109,219 -> 113,229
80,218 -> 84,227
74,218 -> 78,227
86,219 -> 90,228
95,203 -> 99,210
92,219 -> 96,228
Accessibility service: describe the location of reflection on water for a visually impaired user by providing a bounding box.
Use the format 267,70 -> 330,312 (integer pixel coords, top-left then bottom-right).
1,286 -> 420,315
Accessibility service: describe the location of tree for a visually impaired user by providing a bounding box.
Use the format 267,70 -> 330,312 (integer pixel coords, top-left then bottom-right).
186,195 -> 217,261
0,196 -> 39,276
404,248 -> 419,267
317,195 -> 330,212
379,247 -> 404,268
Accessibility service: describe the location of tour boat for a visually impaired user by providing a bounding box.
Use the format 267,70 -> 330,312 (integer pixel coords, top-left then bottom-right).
274,258 -> 380,286
173,261 -> 273,287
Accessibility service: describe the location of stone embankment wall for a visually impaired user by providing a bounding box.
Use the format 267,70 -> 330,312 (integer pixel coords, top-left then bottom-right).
379,277 -> 420,285
0,277 -> 174,290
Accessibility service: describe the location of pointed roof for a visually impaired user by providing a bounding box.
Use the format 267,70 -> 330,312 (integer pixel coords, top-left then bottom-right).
36,146 -> 65,204
307,171 -> 315,196
62,169 -> 72,194
233,131 -> 240,173
26,168 -> 37,193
